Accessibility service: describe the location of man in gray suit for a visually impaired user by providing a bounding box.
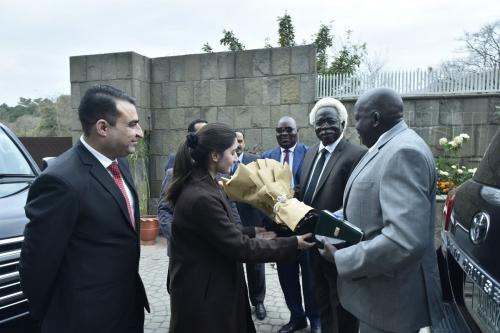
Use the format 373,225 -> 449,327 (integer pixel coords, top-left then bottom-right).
319,88 -> 444,333
299,98 -> 367,333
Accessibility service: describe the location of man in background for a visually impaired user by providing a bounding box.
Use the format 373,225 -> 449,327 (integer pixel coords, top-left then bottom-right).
299,97 -> 367,333
164,118 -> 207,171
232,130 -> 268,320
262,116 -> 320,333
320,88 -> 444,333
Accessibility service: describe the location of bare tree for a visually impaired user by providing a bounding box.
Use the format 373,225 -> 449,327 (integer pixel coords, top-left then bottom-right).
442,20 -> 500,73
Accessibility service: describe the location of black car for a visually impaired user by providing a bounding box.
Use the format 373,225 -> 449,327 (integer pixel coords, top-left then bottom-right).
0,123 -> 39,331
439,128 -> 500,333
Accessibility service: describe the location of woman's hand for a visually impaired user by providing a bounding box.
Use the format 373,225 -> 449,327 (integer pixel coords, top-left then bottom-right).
296,233 -> 315,250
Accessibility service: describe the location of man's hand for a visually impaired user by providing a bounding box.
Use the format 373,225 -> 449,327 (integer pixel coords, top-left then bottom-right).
296,233 -> 315,250
318,241 -> 337,263
255,227 -> 277,240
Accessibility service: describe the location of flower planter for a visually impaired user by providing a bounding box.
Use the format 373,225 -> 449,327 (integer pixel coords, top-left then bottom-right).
140,215 -> 159,245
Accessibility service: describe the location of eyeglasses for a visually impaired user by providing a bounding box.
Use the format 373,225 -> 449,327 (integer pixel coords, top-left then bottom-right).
275,127 -> 296,134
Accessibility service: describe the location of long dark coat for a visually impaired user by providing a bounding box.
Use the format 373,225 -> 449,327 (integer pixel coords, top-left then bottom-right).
168,169 -> 298,333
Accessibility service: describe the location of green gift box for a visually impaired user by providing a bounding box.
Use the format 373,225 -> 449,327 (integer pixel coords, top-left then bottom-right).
314,210 -> 364,245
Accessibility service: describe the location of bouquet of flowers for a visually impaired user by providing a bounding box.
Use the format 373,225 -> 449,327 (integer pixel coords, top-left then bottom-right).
220,158 -> 313,231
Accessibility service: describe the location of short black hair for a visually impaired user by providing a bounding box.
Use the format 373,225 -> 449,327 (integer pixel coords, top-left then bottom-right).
78,84 -> 135,136
235,129 -> 245,138
187,119 -> 208,133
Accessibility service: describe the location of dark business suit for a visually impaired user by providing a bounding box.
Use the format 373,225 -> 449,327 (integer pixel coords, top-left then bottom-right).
262,143 -> 320,326
20,142 -> 149,333
298,138 -> 366,333
234,152 -> 267,306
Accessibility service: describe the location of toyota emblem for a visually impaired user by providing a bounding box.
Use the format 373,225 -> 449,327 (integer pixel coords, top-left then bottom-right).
470,211 -> 490,245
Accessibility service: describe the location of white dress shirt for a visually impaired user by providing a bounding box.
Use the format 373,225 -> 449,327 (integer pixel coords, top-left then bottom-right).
80,136 -> 135,217
280,144 -> 297,188
305,134 -> 344,197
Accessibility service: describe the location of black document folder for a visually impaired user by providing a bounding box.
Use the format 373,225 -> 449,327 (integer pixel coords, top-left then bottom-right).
314,210 -> 364,246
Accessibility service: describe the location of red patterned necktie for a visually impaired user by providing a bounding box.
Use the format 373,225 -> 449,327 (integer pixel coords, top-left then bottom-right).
107,162 -> 135,229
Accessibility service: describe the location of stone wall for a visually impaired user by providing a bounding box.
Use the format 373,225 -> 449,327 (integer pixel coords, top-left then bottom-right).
147,46 -> 317,198
69,46 -> 318,209
69,47 -> 500,210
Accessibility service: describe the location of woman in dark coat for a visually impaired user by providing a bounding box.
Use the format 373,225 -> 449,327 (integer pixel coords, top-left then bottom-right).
166,123 -> 314,333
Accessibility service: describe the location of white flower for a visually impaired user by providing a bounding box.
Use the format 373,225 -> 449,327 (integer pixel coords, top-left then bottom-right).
459,133 -> 470,140
457,169 -> 464,174
439,170 -> 449,176
468,169 -> 474,173
461,166 -> 466,169
453,136 -> 464,145
451,165 -> 457,169
439,137 -> 448,145
450,141 -> 458,147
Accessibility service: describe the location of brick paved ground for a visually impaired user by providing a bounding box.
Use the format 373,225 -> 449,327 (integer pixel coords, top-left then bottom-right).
140,237 -> 431,333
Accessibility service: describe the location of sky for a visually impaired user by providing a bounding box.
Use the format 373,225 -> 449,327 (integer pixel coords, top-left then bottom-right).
0,0 -> 499,106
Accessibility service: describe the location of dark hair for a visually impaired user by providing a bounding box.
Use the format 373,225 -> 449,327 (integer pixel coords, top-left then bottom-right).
167,122 -> 236,204
187,119 -> 208,133
234,129 -> 245,137
78,84 -> 135,136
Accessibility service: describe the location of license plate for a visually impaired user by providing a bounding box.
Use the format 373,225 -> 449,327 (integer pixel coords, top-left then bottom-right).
464,275 -> 500,333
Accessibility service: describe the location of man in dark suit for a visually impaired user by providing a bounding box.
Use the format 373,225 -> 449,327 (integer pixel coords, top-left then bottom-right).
262,116 -> 320,333
232,130 -> 267,320
298,97 -> 367,333
19,85 -> 149,333
164,118 -> 207,170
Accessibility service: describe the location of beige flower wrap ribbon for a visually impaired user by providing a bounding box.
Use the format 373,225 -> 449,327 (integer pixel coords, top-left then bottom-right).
220,158 -> 313,231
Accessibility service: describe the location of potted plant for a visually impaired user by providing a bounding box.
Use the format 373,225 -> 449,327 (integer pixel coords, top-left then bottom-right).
128,132 -> 159,245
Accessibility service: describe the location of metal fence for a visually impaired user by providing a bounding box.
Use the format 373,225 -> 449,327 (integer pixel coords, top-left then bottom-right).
316,68 -> 500,99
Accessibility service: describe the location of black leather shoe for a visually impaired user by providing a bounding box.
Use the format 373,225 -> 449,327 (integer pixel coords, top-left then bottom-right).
310,325 -> 321,333
277,319 -> 308,333
255,302 -> 266,320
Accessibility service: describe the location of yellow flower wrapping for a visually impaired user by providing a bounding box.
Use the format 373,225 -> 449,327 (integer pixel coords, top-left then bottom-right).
220,158 -> 313,231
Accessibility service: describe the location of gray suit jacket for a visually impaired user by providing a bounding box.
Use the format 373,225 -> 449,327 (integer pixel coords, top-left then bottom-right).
335,121 -> 444,332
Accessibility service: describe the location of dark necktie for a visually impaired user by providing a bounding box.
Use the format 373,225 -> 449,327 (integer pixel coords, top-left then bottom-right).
108,162 -> 135,229
283,149 -> 290,165
303,148 -> 328,205
231,160 -> 240,175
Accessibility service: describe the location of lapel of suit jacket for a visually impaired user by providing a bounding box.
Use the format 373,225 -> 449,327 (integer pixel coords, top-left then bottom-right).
76,143 -> 137,233
299,143 -> 319,198
291,144 -> 303,178
313,138 -> 346,202
271,147 -> 281,161
343,121 -> 409,210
